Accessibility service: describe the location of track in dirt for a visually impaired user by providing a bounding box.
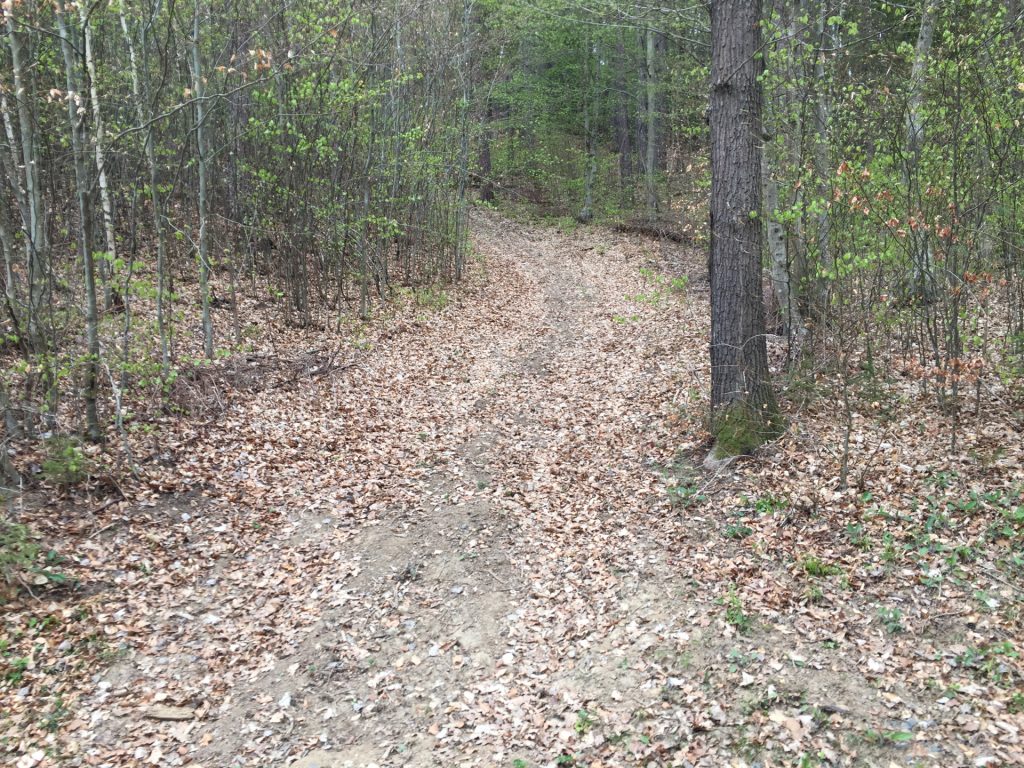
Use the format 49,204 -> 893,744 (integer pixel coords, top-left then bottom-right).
59,212 -> 973,768
194,211 -> 707,767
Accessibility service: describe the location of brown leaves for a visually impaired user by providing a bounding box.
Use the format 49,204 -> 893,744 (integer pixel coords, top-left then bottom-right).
5,213 -> 1024,767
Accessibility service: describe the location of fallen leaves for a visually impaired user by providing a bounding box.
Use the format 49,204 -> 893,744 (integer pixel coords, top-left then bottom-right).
3,211 -> 1023,768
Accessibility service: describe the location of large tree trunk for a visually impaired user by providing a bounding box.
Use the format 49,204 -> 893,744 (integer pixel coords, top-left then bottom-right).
708,0 -> 780,460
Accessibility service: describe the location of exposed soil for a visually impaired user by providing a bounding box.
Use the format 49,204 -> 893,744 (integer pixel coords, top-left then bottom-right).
3,211 -> 1022,768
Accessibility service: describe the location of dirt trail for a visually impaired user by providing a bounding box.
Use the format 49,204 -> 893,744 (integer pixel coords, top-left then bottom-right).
230,211 -> 704,768
176,211 -> 706,768
70,211 -> 948,768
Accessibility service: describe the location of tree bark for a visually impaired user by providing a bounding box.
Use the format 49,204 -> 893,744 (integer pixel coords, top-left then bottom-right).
709,0 -> 780,459
190,1 -> 214,358
80,1 -> 119,312
578,33 -> 596,224
612,31 -> 633,191
644,25 -> 657,222
479,101 -> 495,203
4,11 -> 48,352
763,145 -> 804,345
120,0 -> 171,377
454,0 -> 472,281
56,0 -> 102,441
904,1 -> 938,302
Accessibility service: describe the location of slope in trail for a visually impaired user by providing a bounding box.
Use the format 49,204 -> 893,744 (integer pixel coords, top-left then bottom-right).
189,211 -> 709,768
77,211 -> 913,768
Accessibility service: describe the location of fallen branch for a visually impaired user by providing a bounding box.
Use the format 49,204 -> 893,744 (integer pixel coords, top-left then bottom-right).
613,219 -> 693,243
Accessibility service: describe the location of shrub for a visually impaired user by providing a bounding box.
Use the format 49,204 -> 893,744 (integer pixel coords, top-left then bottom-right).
41,436 -> 90,486
1,518 -> 39,602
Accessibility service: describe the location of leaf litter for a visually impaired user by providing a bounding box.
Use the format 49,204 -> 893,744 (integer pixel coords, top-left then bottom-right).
2,210 -> 1022,767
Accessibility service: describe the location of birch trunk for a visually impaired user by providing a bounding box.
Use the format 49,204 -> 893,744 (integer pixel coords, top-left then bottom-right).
189,1 -> 214,358
80,2 -> 119,311
763,146 -> 803,344
56,0 -> 102,441
904,1 -> 938,301
4,12 -> 48,351
119,0 -> 171,376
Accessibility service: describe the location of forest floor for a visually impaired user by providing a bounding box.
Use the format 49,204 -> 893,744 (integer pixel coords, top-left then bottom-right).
2,210 -> 1023,768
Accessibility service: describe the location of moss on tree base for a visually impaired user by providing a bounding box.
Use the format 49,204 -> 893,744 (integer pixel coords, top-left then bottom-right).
710,399 -> 784,460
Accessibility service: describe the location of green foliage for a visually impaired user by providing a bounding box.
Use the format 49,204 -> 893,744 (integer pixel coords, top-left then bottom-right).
667,481 -> 705,510
722,587 -> 752,634
723,523 -> 753,540
413,286 -> 450,311
956,642 -> 1019,686
1,520 -> 39,601
573,709 -> 595,735
801,556 -> 842,578
877,606 -> 904,634
1009,692 -> 1024,714
629,268 -> 689,308
862,729 -> 915,746
4,656 -> 29,685
844,523 -> 870,550
751,493 -> 788,516
41,437 -> 90,487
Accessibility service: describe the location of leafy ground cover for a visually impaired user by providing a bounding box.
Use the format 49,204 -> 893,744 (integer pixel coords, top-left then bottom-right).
2,211 -> 1022,767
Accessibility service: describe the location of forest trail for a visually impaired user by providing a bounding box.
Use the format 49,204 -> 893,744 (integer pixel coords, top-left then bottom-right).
76,211 -> 721,767
195,210 -> 708,767
64,212 -> 964,768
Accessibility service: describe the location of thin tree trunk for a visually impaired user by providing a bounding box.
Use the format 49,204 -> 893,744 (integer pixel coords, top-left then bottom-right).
479,101 -> 495,203
0,56 -> 27,338
763,146 -> 803,345
613,31 -> 633,192
56,0 -> 102,441
0,191 -> 19,336
811,0 -> 833,315
4,12 -> 48,352
578,34 -> 596,224
120,0 -> 171,377
454,0 -> 472,281
190,1 -> 214,358
644,25 -> 657,222
904,1 -> 938,301
80,1 -> 119,312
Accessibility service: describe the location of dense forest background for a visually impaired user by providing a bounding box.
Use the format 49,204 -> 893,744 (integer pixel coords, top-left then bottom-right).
3,1 -> 1024,765
1,0 -> 1022,459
